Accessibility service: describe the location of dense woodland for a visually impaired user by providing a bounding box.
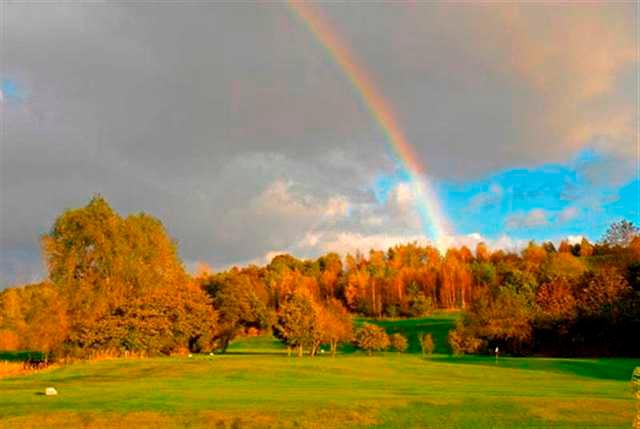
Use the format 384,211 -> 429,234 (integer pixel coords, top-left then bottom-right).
0,196 -> 638,359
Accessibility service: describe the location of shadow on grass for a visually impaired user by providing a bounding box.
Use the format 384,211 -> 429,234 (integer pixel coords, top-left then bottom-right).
224,313 -> 461,356
220,351 -> 287,356
0,351 -> 46,362
363,312 -> 460,354
430,354 -> 639,381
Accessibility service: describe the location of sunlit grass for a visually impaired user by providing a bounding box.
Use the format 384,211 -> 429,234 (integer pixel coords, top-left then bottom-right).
1,315 -> 637,428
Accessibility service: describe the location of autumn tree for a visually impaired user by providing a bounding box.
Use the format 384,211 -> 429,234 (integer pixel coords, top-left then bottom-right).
558,240 -> 572,253
0,288 -> 26,350
319,299 -> 353,356
18,283 -> 69,359
575,268 -> 631,318
448,322 -> 484,355
579,238 -> 594,257
536,278 -> 577,325
354,324 -> 390,356
389,333 -> 408,352
202,270 -> 272,352
344,258 -> 370,313
41,195 -> 216,356
475,242 -> 491,262
317,253 -> 343,301
540,252 -> 586,283
440,250 -> 473,308
420,333 -> 435,356
273,289 -> 322,356
456,287 -> 534,354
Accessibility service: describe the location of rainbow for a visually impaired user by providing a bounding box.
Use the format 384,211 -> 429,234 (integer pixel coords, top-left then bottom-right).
288,0 -> 452,249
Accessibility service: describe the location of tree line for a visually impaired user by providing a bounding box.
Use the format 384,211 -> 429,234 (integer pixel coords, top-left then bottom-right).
0,196 -> 638,358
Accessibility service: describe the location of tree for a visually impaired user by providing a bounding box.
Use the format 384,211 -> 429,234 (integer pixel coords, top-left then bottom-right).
579,238 -> 594,257
319,299 -> 352,356
354,324 -> 389,356
317,253 -> 343,300
202,271 -> 272,352
274,289 -> 322,356
389,333 -> 408,352
448,322 -> 483,355
558,240 -> 572,253
542,242 -> 557,254
40,195 -> 213,356
541,253 -> 586,283
0,282 -> 69,359
471,262 -> 496,288
601,220 -> 639,247
70,279 -> 218,356
536,278 -> 577,326
0,288 -> 26,350
575,268 -> 631,318
475,242 -> 490,262
419,333 -> 434,356
458,287 -> 534,354
534,277 -> 577,352
522,242 -> 547,265
18,283 -> 69,359
406,284 -> 433,317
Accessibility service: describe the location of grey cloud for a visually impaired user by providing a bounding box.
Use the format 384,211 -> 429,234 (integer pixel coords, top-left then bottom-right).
1,2 -> 635,286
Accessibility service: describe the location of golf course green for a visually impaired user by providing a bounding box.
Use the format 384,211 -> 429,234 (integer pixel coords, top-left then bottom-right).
1,315 -> 637,428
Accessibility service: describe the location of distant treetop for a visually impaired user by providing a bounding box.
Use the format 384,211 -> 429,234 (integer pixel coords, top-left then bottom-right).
601,220 -> 639,247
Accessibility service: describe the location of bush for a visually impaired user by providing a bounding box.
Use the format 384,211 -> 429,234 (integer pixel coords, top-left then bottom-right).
407,293 -> 433,317
420,333 -> 435,356
448,324 -> 484,355
355,324 -> 390,356
389,333 -> 408,352
384,304 -> 400,318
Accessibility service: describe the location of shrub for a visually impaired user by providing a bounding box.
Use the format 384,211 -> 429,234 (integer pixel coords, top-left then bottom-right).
355,324 -> 390,356
384,304 -> 400,318
389,333 -> 408,352
407,293 -> 433,317
420,333 -> 435,356
448,324 -> 484,355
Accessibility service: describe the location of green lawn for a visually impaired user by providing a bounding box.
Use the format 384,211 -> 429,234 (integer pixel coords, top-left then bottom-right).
1,315 -> 638,428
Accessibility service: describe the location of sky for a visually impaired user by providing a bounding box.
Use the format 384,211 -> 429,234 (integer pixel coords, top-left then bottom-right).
0,1 -> 638,286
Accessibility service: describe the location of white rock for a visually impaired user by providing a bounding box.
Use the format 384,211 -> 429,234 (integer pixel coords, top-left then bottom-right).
188,354 -> 193,358
209,352 -> 214,356
45,387 -> 58,396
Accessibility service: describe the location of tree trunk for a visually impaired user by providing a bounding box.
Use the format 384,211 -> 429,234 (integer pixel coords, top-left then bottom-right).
331,340 -> 337,357
297,344 -> 303,357
221,336 -> 231,353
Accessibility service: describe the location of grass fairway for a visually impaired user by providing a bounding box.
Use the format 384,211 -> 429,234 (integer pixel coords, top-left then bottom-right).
1,315 -> 637,428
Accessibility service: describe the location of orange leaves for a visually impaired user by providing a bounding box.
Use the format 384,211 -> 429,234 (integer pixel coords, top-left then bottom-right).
536,278 -> 577,323
354,324 -> 389,355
